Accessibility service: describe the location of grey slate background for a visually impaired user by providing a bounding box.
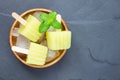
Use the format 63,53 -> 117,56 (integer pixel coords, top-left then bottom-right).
0,0 -> 120,80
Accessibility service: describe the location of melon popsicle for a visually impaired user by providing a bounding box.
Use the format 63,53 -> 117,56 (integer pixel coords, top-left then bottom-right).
12,12 -> 42,42
12,42 -> 48,65
46,31 -> 71,50
46,13 -> 72,50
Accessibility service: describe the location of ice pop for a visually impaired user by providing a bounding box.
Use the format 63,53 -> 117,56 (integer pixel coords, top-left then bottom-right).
46,31 -> 71,50
12,42 -> 48,65
45,13 -> 71,50
12,12 -> 42,42
27,42 -> 48,65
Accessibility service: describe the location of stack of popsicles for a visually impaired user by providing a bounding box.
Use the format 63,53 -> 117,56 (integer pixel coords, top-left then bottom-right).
11,11 -> 72,66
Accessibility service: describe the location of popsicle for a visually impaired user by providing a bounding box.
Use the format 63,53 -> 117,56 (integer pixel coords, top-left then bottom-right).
12,42 -> 48,65
12,12 -> 42,42
46,31 -> 71,50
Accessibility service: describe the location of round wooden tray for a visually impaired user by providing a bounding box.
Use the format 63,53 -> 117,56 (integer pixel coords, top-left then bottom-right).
9,8 -> 68,68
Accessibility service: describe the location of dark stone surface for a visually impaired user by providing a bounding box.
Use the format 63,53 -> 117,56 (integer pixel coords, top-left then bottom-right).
0,0 -> 120,80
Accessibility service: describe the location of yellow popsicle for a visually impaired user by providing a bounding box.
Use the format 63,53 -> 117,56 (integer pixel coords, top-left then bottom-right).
26,42 -> 48,65
46,31 -> 71,50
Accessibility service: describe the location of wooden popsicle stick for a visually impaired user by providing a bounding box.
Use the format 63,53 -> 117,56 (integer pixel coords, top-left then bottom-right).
12,46 -> 28,55
56,14 -> 61,23
12,12 -> 27,26
55,14 -> 62,31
